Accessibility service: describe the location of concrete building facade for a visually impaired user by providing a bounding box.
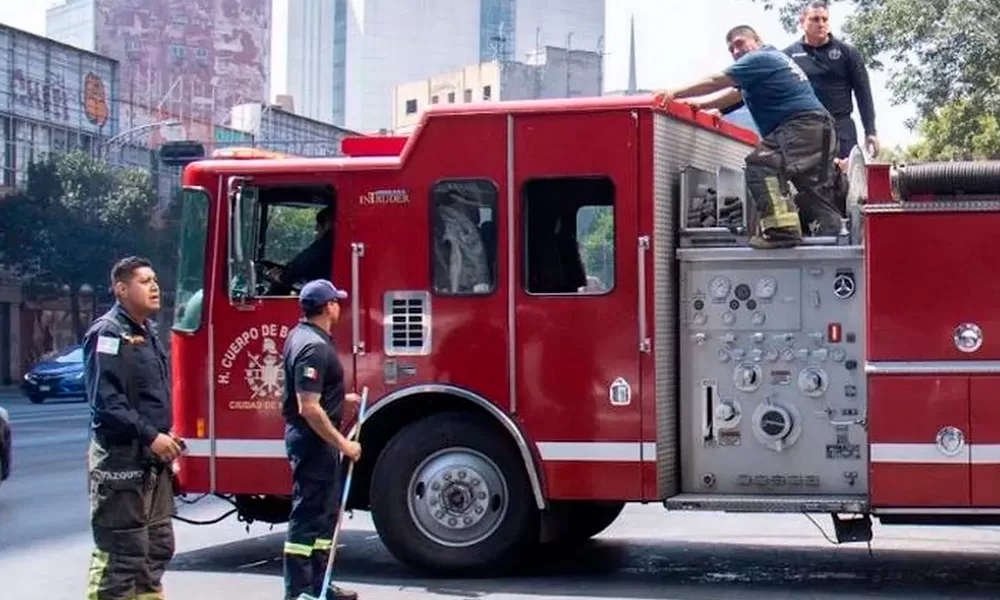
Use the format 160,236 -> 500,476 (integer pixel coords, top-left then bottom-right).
46,0 -> 271,141
285,0 -> 605,133
391,46 -> 602,133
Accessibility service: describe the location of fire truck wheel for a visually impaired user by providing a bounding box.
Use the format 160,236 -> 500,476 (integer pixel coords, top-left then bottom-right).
370,411 -> 540,573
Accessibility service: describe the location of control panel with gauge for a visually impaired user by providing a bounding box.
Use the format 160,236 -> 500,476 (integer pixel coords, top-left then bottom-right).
676,245 -> 867,497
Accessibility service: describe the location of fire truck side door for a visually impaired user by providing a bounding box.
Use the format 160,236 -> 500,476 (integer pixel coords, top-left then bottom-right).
512,110 -> 644,501
209,176 -> 341,493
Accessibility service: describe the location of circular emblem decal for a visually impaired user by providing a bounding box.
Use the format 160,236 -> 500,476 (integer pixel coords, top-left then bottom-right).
828,47 -> 842,60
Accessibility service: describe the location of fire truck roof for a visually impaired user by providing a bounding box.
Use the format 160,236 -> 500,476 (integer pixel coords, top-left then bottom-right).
184,93 -> 758,180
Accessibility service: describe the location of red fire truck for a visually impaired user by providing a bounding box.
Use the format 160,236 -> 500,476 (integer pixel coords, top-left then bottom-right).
170,93 -> 1000,573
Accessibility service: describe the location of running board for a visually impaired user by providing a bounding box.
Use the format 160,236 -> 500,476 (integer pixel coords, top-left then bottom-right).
664,493 -> 869,514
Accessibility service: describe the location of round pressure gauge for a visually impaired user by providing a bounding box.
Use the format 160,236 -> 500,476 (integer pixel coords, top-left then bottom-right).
755,276 -> 777,299
709,275 -> 731,299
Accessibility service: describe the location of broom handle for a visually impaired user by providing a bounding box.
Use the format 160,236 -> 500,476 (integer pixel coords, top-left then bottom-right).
319,386 -> 369,600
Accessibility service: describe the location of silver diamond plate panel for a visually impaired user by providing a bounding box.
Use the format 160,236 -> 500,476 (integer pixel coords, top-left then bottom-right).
653,114 -> 756,498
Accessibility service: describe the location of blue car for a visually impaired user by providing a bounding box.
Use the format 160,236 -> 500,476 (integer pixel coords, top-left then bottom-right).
21,344 -> 86,404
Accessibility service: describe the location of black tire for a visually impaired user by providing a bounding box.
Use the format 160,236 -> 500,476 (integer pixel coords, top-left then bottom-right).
28,395 -> 44,404
369,411 -> 540,574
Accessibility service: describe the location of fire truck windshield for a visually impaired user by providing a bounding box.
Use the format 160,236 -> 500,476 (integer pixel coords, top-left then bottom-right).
172,187 -> 210,333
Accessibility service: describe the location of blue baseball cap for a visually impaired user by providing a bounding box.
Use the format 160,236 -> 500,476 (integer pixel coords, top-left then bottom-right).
299,279 -> 348,311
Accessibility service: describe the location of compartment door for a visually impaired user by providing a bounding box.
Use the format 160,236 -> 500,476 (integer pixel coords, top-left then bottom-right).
971,377 -> 1000,506
869,375 -> 970,507
512,110 -> 644,500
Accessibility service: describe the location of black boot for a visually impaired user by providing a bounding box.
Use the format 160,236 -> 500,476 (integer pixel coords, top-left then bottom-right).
311,548 -> 358,600
284,552 -> 314,600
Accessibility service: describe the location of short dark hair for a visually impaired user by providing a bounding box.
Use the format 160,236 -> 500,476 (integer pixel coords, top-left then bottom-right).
110,256 -> 153,287
302,303 -> 325,318
802,0 -> 829,12
725,25 -> 760,44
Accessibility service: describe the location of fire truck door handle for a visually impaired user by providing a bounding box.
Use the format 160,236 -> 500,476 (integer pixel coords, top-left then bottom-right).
351,242 -> 365,355
637,235 -> 651,353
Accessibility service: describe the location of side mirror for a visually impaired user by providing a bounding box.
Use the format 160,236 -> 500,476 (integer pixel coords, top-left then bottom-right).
227,176 -> 257,303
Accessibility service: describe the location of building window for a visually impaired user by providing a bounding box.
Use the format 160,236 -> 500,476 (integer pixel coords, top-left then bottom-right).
431,95 -> 439,104
464,89 -> 473,103
431,179 -> 498,296
523,177 -> 615,295
196,48 -> 208,61
447,92 -> 455,103
170,44 -> 185,60
483,85 -> 492,101
405,99 -> 417,114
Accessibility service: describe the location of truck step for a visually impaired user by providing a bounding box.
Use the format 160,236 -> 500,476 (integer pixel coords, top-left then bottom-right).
663,493 -> 869,514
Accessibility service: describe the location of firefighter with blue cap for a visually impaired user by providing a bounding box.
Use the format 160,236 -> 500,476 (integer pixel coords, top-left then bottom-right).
281,279 -> 362,600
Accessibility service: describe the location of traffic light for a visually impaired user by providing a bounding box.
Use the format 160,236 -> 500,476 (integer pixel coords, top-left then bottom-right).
159,140 -> 205,165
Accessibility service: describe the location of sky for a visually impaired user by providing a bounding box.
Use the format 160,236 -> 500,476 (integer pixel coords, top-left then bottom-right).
0,0 -> 918,149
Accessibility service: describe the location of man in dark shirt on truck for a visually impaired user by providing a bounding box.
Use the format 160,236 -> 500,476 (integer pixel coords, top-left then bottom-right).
656,25 -> 843,249
784,0 -> 879,159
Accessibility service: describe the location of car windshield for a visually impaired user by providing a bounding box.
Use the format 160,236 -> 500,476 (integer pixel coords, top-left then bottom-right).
54,347 -> 83,363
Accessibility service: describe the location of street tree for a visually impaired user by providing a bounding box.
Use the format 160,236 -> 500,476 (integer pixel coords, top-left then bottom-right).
0,150 -> 159,340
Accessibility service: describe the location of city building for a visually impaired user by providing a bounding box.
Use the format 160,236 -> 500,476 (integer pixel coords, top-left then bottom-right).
45,0 -> 271,143
391,46 -> 602,133
227,101 -> 361,157
0,24 -> 123,382
0,23 -> 120,191
285,0 -> 605,133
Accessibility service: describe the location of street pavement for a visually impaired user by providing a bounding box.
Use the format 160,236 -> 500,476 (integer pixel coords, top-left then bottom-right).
5,391 -> 1000,598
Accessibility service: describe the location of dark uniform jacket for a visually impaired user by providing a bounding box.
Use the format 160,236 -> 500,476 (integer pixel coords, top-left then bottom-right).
783,35 -> 877,137
83,302 -> 172,448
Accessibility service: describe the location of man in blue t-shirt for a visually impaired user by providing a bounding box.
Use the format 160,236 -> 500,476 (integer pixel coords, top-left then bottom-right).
656,25 -> 843,249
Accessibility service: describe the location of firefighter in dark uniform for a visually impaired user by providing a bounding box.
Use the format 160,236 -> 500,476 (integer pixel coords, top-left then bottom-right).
281,279 -> 362,600
657,25 -> 842,249
784,0 -> 880,160
84,256 -> 184,600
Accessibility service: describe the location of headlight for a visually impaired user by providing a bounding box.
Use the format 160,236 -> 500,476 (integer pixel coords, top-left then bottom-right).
23,372 -> 34,381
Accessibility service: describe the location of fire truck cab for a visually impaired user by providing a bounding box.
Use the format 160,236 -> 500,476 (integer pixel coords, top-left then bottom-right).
170,94 -> 1000,573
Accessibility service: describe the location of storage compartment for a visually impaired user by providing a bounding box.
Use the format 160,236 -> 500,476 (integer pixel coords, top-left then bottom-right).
865,211 -> 1000,360
970,376 -> 1000,506
868,374 -> 969,507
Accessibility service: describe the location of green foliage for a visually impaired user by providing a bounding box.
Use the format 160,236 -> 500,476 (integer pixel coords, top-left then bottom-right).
578,206 -> 615,290
902,99 -> 1000,161
0,150 -> 160,337
263,204 -> 320,264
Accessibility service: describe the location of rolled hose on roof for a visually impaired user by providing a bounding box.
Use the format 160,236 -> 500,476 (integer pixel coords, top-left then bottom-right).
892,160 -> 1000,200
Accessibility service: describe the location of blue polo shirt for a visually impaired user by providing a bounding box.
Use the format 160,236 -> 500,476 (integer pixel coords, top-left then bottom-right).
723,45 -> 826,137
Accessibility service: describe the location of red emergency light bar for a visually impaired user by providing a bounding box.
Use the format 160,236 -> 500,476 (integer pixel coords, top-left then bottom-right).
340,136 -> 408,157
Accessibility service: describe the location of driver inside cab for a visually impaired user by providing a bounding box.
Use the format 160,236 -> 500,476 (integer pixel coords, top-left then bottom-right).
264,205 -> 333,295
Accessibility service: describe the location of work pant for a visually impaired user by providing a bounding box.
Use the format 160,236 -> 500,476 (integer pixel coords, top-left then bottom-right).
284,429 -> 344,600
744,110 -> 844,239
86,437 -> 175,600
835,116 -> 859,160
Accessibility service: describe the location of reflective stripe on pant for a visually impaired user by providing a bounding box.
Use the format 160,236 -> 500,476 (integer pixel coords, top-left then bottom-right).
284,450 -> 342,600
745,111 -> 843,237
87,438 -> 175,600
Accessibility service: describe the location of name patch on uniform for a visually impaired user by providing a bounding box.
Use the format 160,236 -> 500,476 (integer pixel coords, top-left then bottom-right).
97,335 -> 120,355
303,366 -> 318,380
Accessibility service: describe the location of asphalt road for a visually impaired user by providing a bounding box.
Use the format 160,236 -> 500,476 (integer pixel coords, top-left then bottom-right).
5,391 -> 1000,599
